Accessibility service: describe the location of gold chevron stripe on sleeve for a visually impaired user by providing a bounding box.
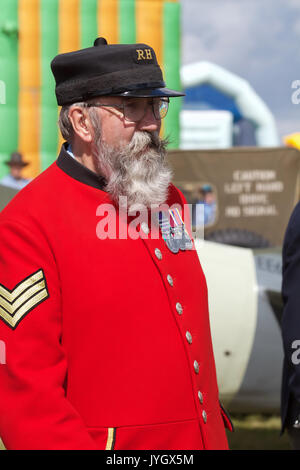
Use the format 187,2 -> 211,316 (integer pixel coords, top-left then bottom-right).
0,280 -> 46,314
0,269 -> 44,303
0,270 -> 49,329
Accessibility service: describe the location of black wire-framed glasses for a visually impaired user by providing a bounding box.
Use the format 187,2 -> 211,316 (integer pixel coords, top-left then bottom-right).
85,97 -> 169,122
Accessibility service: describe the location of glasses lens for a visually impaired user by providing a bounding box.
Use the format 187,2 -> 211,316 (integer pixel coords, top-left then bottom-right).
153,99 -> 169,120
124,101 -> 145,122
123,98 -> 169,122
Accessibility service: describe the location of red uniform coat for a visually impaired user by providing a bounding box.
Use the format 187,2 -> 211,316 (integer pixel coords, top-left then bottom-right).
0,144 -> 231,450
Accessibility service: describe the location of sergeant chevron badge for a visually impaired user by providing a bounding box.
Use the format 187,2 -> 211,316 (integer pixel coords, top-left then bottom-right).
0,269 -> 49,329
157,209 -> 193,254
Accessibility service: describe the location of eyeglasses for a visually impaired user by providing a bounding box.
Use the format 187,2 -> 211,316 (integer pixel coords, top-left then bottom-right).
85,98 -> 169,122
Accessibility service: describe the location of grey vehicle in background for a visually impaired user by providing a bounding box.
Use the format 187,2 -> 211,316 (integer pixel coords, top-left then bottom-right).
198,241 -> 282,413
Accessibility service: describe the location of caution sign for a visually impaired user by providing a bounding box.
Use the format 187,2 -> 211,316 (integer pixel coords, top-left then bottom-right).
168,147 -> 300,247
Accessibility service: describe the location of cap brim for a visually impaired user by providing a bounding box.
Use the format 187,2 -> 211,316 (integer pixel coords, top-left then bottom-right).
111,87 -> 185,98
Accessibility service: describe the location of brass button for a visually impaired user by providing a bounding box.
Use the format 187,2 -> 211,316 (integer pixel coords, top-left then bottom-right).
186,331 -> 192,344
155,248 -> 162,260
193,360 -> 199,374
141,222 -> 150,235
176,302 -> 183,315
167,274 -> 173,287
202,410 -> 207,423
198,391 -> 203,404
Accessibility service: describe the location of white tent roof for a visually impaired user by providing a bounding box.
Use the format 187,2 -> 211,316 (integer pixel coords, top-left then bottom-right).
181,61 -> 279,147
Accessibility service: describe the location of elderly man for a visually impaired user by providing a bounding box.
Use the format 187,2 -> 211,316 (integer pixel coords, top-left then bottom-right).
0,38 -> 232,450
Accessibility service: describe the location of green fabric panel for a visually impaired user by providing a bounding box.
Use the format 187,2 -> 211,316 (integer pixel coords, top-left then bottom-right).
0,0 -> 19,178
80,0 -> 98,49
119,0 -> 136,44
163,1 -> 182,149
40,0 -> 59,170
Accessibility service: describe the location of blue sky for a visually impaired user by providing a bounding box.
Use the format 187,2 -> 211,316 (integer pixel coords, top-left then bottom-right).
181,0 -> 300,141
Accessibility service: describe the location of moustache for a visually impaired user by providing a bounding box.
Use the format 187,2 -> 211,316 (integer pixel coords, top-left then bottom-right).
127,131 -> 169,157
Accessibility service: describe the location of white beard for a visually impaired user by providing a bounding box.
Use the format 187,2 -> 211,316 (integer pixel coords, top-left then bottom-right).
92,130 -> 173,211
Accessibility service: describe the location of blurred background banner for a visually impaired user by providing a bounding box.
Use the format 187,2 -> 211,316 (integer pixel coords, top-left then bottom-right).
0,0 -> 183,179
169,146 -> 300,247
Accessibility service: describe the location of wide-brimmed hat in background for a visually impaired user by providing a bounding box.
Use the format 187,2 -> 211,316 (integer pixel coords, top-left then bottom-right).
5,152 -> 29,167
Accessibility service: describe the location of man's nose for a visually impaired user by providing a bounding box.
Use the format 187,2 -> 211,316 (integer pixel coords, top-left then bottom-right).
137,105 -> 161,133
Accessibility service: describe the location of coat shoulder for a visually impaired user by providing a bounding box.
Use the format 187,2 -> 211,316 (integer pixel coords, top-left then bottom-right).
284,201 -> 300,252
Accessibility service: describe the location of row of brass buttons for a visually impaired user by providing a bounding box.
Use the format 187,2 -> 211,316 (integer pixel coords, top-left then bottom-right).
154,245 -> 207,425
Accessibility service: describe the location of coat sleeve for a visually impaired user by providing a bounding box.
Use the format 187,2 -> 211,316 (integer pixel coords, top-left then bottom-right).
281,202 -> 300,416
0,218 -> 98,450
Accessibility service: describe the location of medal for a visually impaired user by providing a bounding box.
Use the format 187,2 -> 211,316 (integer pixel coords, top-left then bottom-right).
157,209 -> 193,254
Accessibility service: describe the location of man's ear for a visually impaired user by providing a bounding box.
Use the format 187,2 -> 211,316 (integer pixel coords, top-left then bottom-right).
68,105 -> 94,143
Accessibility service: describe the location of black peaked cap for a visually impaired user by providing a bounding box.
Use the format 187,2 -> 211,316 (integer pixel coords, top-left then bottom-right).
51,37 -> 184,105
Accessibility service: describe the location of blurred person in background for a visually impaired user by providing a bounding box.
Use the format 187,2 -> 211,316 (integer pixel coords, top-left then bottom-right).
281,200 -> 300,449
0,152 -> 31,190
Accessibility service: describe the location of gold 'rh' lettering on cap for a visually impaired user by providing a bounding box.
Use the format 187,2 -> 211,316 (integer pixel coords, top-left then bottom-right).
136,49 -> 145,60
136,49 -> 152,60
